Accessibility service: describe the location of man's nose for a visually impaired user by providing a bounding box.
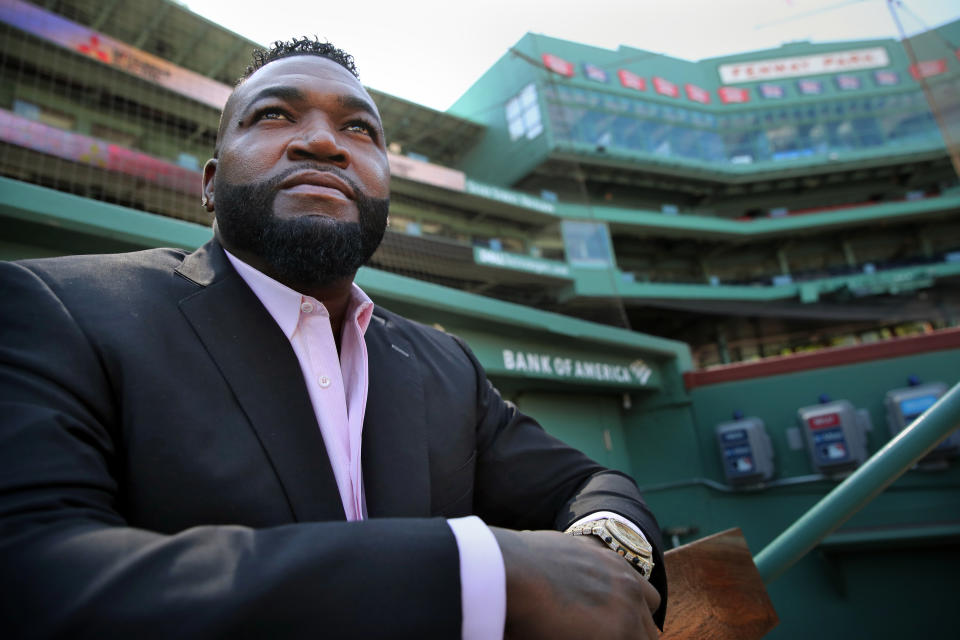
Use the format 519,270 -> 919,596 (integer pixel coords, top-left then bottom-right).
286,119 -> 351,167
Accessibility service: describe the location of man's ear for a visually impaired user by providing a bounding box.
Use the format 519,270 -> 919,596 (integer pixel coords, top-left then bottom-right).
201,159 -> 217,212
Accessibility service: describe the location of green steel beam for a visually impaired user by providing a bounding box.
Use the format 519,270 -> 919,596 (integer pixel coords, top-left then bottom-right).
819,523 -> 960,549
598,261 -> 960,302
549,139 -> 948,182
171,24 -> 210,66
0,177 -> 212,250
132,2 -> 172,49
356,266 -> 692,365
555,192 -> 960,242
206,40 -> 248,79
395,174 -> 957,242
753,380 -> 960,584
5,174 -> 953,308
0,178 -> 693,369
90,0 -> 122,30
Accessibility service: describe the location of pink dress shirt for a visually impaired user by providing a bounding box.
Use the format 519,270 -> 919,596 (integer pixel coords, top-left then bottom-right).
225,251 -> 505,639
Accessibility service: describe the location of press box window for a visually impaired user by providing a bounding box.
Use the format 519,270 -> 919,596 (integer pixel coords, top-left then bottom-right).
506,84 -> 543,141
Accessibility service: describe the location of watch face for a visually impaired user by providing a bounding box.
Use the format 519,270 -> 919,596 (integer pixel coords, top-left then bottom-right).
607,520 -> 653,557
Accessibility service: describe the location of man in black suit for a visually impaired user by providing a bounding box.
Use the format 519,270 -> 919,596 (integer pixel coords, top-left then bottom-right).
0,38 -> 666,638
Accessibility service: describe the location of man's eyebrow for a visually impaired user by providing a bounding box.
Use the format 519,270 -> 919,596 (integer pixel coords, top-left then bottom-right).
239,86 -> 306,115
238,87 -> 381,127
339,95 -> 381,125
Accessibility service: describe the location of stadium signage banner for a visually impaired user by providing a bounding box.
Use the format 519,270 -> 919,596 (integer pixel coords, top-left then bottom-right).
909,59 -> 947,80
583,63 -> 609,83
653,77 -> 679,98
758,83 -> 785,99
873,70 -> 901,86
388,153 -> 466,192
685,84 -> 711,104
796,79 -> 824,95
474,248 -> 571,278
835,74 -> 861,91
1,0 -> 232,110
718,47 -> 889,83
500,349 -> 654,387
465,180 -> 557,214
718,87 -> 751,104
617,69 -> 647,91
0,108 -> 200,194
542,53 -> 575,77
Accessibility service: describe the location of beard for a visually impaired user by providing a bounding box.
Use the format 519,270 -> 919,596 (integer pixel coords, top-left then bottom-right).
214,167 -> 389,291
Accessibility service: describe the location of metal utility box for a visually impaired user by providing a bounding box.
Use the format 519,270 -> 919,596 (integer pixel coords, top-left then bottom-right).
798,399 -> 868,474
885,381 -> 958,459
715,417 -> 775,485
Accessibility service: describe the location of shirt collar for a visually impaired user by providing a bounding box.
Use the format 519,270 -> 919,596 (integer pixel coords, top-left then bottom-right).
224,249 -> 374,340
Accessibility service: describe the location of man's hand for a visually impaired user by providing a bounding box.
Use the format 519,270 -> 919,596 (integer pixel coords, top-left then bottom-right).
490,527 -> 661,639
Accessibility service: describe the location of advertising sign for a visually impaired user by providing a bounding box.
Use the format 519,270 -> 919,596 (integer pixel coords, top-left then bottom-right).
582,62 -> 608,83
758,83 -> 785,99
796,79 -> 824,95
653,76 -> 679,98
542,53 -> 575,77
500,349 -> 654,387
473,248 -> 571,278
718,47 -> 889,83
465,180 -> 556,214
835,74 -> 861,91
684,83 -> 711,104
0,108 -> 200,195
617,69 -> 647,91
387,153 -> 466,192
717,87 -> 750,104
873,69 -> 901,86
909,59 -> 947,80
0,0 -> 231,110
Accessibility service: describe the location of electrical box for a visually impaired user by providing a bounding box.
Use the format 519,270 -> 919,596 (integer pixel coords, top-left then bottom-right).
715,417 -> 775,485
798,399 -> 868,474
885,381 -> 958,460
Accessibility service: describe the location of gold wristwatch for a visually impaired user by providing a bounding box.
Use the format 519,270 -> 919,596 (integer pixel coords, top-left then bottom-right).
566,518 -> 655,579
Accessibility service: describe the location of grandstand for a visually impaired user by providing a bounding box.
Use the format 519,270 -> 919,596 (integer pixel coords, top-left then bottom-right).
3,0 -> 958,368
1,1 -> 958,637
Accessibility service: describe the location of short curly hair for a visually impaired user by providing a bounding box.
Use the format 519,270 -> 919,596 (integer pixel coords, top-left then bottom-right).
240,36 -> 358,83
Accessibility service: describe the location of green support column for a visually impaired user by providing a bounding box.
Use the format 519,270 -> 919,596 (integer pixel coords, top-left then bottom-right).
776,248 -> 791,277
841,240 -> 857,268
716,325 -> 731,365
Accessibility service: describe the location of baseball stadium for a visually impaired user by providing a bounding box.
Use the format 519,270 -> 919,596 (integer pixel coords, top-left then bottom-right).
1,0 -> 957,636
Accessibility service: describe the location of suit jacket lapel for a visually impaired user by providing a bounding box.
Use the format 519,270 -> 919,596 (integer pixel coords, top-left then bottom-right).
176,239 -> 346,523
362,313 -> 431,518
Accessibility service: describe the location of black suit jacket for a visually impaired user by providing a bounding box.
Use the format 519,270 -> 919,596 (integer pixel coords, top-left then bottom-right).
0,239 -> 666,638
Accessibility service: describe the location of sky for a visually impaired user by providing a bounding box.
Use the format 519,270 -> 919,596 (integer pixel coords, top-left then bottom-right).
180,0 -> 960,111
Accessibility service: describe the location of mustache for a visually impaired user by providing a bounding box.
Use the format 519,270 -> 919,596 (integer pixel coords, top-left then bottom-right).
256,165 -> 365,196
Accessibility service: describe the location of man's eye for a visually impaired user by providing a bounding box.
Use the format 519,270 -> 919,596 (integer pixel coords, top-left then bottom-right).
253,108 -> 290,122
345,120 -> 376,137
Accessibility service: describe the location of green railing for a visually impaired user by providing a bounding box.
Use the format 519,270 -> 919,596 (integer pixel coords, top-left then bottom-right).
754,380 -> 960,583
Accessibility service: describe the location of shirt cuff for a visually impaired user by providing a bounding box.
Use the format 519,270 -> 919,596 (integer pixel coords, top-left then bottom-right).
565,510 -> 650,545
447,516 -> 506,640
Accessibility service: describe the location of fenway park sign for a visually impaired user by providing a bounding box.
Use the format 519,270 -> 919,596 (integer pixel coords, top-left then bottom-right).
719,47 -> 889,84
